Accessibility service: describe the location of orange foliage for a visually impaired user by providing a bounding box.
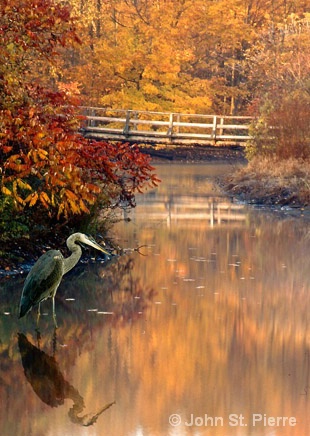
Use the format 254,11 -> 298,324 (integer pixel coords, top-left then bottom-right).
0,0 -> 158,221
67,0 -> 309,114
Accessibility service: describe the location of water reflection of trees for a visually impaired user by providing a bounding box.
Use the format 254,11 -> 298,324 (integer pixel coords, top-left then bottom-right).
59,255 -> 156,327
1,211 -> 310,435
108,214 -> 310,435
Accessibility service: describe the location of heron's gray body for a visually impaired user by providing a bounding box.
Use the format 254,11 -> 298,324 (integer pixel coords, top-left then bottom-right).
19,250 -> 64,318
18,233 -> 109,326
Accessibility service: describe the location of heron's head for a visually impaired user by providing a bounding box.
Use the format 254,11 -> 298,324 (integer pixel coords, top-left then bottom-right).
67,233 -> 110,256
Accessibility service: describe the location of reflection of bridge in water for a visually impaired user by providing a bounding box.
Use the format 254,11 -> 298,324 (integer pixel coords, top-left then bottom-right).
131,194 -> 246,228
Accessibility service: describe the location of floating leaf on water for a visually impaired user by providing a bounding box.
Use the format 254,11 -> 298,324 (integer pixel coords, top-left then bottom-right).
190,257 -> 207,262
97,311 -> 114,315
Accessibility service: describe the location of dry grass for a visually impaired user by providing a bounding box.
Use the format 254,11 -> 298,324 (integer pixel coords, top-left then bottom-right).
224,157 -> 310,206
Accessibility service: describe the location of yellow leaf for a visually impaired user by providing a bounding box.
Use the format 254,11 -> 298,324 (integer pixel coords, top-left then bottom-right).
79,199 -> 90,214
14,194 -> 25,205
1,186 -> 12,196
68,198 -> 80,214
17,178 -> 32,190
51,192 -> 56,207
26,192 -> 38,207
40,191 -> 50,208
57,202 -> 65,219
38,148 -> 48,160
40,191 -> 50,203
65,189 -> 79,201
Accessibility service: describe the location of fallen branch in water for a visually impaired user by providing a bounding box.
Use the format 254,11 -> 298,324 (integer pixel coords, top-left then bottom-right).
116,245 -> 148,257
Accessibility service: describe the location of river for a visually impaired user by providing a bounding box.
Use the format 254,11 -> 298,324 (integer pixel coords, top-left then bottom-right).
0,163 -> 309,436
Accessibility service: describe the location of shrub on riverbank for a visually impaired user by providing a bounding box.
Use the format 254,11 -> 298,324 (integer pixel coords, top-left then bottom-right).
224,157 -> 310,207
226,89 -> 310,208
246,92 -> 310,160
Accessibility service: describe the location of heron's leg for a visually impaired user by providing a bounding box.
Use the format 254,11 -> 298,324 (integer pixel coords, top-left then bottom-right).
52,296 -> 58,328
36,328 -> 41,349
52,327 -> 57,356
36,303 -> 41,326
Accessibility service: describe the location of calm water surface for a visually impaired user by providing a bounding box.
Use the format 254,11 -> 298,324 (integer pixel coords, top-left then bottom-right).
0,163 -> 309,436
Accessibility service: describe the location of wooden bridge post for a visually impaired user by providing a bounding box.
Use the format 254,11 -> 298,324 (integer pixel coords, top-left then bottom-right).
123,110 -> 131,135
176,113 -> 180,134
167,113 -> 174,138
89,108 -> 96,127
132,111 -> 138,131
219,117 -> 224,137
212,115 -> 218,142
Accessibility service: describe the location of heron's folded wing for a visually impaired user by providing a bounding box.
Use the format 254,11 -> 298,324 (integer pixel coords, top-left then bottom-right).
22,250 -> 64,307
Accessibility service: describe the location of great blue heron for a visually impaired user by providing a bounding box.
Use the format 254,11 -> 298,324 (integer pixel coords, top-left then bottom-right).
19,233 -> 110,327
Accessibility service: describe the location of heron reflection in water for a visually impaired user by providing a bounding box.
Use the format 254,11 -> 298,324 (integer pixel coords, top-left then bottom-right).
19,233 -> 110,327
18,332 -> 115,426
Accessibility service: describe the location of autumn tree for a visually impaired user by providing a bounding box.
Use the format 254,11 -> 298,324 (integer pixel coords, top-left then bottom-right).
68,0 -> 215,112
66,0 -> 309,116
0,0 -> 158,239
246,11 -> 310,158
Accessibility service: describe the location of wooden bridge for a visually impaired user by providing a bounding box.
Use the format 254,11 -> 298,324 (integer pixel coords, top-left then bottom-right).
80,107 -> 253,146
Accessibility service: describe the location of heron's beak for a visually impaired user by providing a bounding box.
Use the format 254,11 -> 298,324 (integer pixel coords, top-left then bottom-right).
86,237 -> 110,256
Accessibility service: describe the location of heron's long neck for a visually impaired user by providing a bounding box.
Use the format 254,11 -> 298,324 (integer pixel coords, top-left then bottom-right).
63,244 -> 82,275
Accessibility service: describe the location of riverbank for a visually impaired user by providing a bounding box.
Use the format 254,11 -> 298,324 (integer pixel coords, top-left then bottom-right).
144,145 -> 309,208
1,146 -> 309,275
221,156 -> 310,209
140,144 -> 247,163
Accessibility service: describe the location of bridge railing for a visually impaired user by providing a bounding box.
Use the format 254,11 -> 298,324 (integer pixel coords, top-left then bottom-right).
80,107 -> 253,145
